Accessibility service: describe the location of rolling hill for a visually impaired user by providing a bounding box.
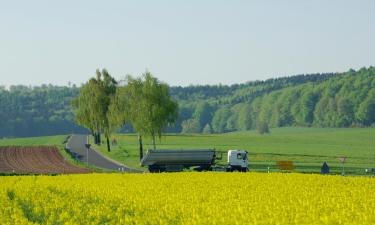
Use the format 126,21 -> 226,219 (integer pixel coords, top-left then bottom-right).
0,67 -> 374,137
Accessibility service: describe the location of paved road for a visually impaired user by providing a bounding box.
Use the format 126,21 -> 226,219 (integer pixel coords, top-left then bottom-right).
66,134 -> 142,173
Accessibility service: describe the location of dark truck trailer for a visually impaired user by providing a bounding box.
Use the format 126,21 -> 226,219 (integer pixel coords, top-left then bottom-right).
140,149 -> 218,172
140,149 -> 249,172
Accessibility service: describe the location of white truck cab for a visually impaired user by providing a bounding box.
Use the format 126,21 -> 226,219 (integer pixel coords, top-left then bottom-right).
227,150 -> 249,172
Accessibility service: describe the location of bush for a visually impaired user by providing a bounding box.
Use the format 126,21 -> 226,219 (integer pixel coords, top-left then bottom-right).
181,119 -> 201,134
202,124 -> 212,134
256,121 -> 270,135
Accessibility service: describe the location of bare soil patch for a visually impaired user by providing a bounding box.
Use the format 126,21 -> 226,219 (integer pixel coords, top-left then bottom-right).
0,146 -> 90,174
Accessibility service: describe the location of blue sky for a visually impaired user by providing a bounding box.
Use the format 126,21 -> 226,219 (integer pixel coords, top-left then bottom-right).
1,0 -> 374,86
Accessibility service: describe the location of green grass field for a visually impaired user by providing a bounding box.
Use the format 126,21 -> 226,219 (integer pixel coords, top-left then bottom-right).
0,135 -> 67,146
91,127 -> 375,175
1,128 -> 375,175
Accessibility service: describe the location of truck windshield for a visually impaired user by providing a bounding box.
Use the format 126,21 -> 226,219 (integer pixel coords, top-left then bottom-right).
237,153 -> 247,160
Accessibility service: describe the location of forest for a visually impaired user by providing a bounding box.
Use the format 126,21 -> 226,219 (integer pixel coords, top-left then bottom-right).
0,67 -> 374,137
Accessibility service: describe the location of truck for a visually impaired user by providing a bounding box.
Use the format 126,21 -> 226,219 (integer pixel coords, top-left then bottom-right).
140,149 -> 248,172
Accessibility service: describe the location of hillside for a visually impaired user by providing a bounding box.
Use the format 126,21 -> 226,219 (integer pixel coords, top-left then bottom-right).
0,67 -> 374,137
172,67 -> 375,133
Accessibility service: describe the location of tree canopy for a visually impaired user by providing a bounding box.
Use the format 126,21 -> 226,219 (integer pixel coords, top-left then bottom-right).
73,69 -> 117,151
112,72 -> 178,152
1,67 -> 375,138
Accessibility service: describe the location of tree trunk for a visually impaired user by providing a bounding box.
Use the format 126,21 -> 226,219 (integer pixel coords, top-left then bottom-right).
98,133 -> 101,145
138,134 -> 143,161
152,135 -> 156,150
94,132 -> 98,145
106,135 -> 111,152
91,130 -> 95,144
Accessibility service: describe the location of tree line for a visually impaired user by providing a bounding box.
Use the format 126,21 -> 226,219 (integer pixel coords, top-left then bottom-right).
0,85 -> 85,137
177,67 -> 375,133
0,67 -> 374,138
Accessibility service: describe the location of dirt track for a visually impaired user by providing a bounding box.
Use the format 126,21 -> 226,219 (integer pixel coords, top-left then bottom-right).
0,146 -> 90,174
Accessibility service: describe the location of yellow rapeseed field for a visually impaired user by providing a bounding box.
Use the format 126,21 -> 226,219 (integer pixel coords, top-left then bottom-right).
1,173 -> 375,225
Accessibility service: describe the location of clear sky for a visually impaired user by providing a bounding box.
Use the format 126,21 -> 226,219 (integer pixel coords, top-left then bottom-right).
1,0 -> 374,87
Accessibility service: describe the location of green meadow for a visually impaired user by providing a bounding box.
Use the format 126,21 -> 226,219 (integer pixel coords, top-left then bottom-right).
92,127 -> 375,174
0,135 -> 67,146
1,128 -> 375,175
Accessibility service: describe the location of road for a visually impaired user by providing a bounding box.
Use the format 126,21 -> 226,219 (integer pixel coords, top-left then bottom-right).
66,134 -> 142,173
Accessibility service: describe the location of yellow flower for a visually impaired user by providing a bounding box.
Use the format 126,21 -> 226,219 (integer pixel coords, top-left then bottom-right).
1,173 -> 375,224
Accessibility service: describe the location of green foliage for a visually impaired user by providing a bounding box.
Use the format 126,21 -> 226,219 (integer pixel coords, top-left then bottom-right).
112,71 -> 178,150
0,85 -> 85,137
1,67 -> 375,137
256,120 -> 270,134
336,97 -> 354,127
237,104 -> 252,131
299,90 -> 318,125
226,114 -> 238,131
357,89 -> 375,126
141,72 -> 179,141
211,106 -> 231,133
73,69 -> 117,151
181,119 -> 201,134
192,101 -> 212,130
202,124 -> 212,134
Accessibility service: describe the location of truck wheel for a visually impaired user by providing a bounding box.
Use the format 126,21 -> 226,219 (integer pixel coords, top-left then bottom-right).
149,166 -> 160,173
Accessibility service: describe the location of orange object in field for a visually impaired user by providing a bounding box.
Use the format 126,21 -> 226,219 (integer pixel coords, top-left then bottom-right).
277,161 -> 295,171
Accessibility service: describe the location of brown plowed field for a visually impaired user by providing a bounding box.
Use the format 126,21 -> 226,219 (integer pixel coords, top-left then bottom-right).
0,146 -> 90,174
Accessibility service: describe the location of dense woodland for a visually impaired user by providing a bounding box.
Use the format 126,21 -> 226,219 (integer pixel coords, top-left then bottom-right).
1,67 -> 375,137
0,85 -> 86,137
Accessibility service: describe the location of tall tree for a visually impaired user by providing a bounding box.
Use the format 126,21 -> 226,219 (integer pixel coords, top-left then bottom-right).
181,119 -> 201,133
202,123 -> 212,134
73,69 -> 117,151
141,72 -> 179,150
237,104 -> 252,131
211,106 -> 231,133
256,120 -> 270,134
297,90 -> 318,126
337,97 -> 354,127
120,75 -> 146,160
99,69 -> 118,152
73,78 -> 103,144
192,101 -> 212,130
357,89 -> 375,125
121,72 -> 178,159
